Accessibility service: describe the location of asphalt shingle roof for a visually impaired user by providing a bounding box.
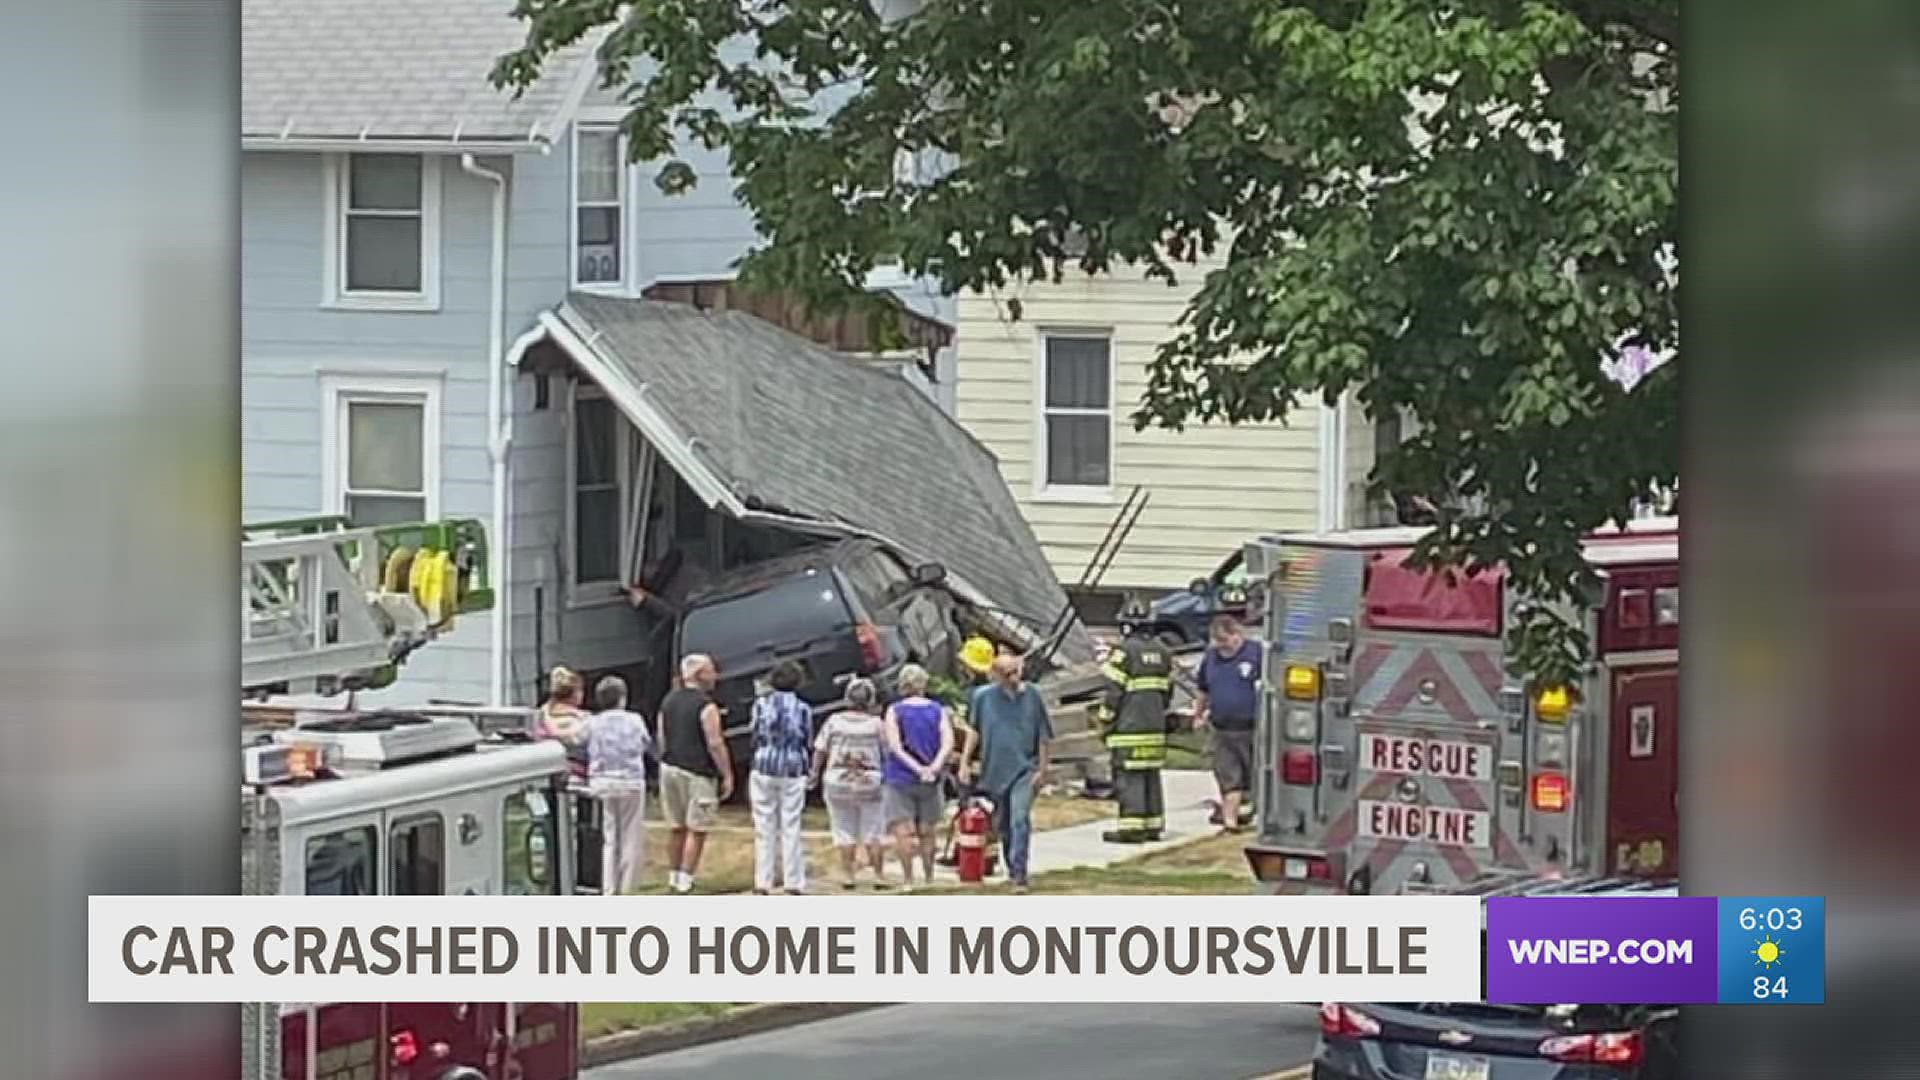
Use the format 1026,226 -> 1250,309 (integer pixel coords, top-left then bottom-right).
559,294 -> 1095,664
242,0 -> 600,144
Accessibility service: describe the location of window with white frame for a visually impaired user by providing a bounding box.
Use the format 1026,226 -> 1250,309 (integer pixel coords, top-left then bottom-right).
1039,333 -> 1114,490
323,376 -> 440,527
572,125 -> 626,288
568,385 -> 624,593
326,153 -> 441,308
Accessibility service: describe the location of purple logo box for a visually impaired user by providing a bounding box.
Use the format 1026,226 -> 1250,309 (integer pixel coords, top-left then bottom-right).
1486,897 -> 1718,1004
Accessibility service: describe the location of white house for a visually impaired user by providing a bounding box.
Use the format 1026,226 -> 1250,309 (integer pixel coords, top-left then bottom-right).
954,260 -> 1393,615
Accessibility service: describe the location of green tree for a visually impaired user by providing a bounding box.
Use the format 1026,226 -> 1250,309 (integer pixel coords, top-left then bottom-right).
495,0 -> 1676,691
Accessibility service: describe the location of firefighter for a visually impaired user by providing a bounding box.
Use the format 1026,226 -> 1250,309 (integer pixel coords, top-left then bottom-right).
1099,598 -> 1175,843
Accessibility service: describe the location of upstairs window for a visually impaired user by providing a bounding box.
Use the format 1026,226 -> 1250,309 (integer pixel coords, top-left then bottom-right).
324,153 -> 442,310
573,125 -> 626,288
1038,332 -> 1114,493
322,375 -> 440,527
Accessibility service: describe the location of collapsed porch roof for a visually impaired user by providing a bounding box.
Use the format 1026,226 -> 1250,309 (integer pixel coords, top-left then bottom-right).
510,293 -> 1093,664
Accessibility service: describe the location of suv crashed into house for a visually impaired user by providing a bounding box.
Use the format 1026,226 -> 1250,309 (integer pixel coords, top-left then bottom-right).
511,291 -> 1096,770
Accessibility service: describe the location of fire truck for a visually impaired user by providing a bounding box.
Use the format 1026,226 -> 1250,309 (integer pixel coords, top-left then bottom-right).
1240,516 -> 1679,896
240,517 -> 583,1080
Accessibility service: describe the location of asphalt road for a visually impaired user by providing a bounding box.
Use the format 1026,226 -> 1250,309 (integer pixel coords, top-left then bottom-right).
585,1003 -> 1320,1080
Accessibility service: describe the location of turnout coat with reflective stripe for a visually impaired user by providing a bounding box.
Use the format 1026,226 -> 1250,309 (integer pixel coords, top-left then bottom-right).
1101,635 -> 1175,766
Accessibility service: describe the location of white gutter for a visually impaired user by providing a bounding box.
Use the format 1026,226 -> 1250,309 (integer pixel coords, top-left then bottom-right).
246,136 -> 554,155
461,153 -> 512,706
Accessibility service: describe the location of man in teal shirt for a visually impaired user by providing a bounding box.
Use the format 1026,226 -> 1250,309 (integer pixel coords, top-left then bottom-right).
972,653 -> 1054,892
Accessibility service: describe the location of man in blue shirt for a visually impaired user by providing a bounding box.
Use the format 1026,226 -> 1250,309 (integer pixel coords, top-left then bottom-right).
1195,614 -> 1262,833
972,653 -> 1053,892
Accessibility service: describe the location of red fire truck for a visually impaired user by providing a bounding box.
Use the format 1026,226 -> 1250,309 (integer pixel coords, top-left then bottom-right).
1240,516 -> 1679,896
240,518 -> 582,1080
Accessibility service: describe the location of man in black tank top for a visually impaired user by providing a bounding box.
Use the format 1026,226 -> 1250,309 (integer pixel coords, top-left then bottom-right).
656,653 -> 732,894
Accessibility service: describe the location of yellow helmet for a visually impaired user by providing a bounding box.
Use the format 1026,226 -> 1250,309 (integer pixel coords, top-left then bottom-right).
959,636 -> 996,675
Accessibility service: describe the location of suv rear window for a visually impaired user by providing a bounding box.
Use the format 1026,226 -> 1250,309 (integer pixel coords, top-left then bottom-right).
682,569 -> 850,659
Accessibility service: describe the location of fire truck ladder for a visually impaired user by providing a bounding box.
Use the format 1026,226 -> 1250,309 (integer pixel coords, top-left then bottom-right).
242,516 -> 493,697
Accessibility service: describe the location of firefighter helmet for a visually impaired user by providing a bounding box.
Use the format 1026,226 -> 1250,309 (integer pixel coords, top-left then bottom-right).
959,636 -> 996,675
1117,596 -> 1152,632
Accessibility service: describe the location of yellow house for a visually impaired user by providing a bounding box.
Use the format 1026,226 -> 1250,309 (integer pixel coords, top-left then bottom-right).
954,265 -> 1390,614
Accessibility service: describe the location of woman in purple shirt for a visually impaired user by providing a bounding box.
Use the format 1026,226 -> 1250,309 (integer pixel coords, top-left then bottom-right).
881,664 -> 953,886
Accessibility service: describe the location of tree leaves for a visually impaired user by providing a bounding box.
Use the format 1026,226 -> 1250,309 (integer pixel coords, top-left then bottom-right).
493,0 -> 1678,689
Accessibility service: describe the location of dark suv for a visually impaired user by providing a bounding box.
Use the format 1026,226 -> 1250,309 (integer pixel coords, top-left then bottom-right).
674,539 -> 957,791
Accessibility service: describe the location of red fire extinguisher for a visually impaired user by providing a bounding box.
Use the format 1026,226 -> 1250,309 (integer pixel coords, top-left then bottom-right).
956,802 -> 992,884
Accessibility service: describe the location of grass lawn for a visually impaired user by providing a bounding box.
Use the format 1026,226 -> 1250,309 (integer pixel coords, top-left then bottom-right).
579,1002 -> 738,1040
1030,790 -> 1115,831
919,828 -> 1258,896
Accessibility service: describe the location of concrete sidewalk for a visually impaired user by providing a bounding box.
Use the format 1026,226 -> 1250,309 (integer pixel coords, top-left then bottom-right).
926,768 -> 1222,883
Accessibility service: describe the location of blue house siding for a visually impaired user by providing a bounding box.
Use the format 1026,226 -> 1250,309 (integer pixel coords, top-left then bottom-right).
243,149 -> 516,706
242,106 -> 966,707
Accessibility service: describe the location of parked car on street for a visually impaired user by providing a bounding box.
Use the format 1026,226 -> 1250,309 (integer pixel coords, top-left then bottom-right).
1140,548 -> 1257,647
674,538 -> 958,795
1313,1000 -> 1680,1080
1312,875 -> 1682,1080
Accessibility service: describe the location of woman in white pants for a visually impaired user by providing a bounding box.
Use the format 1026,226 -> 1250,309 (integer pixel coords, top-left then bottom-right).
811,678 -> 889,888
584,675 -> 652,894
749,661 -> 815,894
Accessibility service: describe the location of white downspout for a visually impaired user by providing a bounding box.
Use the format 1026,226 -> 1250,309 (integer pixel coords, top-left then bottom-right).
1316,396 -> 1348,531
461,153 -> 511,706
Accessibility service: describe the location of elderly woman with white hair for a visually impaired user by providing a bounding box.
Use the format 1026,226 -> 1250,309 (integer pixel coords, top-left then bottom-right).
881,663 -> 955,886
810,677 -> 890,888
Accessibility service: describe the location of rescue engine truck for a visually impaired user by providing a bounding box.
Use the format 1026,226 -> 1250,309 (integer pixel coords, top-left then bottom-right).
240,518 -> 583,1080
1240,517 -> 1679,896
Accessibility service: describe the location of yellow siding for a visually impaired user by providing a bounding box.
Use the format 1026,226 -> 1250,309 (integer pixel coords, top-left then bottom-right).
955,267 -> 1326,591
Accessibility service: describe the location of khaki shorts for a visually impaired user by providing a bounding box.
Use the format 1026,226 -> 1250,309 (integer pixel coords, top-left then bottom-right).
659,764 -> 720,831
1211,727 -> 1256,796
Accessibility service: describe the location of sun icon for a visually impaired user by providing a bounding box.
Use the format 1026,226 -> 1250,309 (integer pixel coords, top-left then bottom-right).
1753,935 -> 1786,969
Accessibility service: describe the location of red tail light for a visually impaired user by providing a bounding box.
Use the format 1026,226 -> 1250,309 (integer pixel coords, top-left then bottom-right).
855,622 -> 885,672
1540,1030 -> 1644,1066
390,1030 -> 420,1067
1531,771 -> 1570,812
1282,749 -> 1318,785
1318,1002 -> 1380,1039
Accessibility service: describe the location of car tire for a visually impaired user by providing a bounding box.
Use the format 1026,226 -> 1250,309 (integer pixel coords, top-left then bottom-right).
1157,629 -> 1186,649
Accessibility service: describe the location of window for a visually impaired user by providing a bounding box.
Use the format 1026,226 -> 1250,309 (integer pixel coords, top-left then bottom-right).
322,375 -> 440,526
389,813 -> 445,896
842,548 -> 908,612
1038,333 -> 1113,492
304,826 -> 376,896
503,788 -> 559,896
324,154 -> 441,309
573,125 -> 626,288
568,384 -> 624,596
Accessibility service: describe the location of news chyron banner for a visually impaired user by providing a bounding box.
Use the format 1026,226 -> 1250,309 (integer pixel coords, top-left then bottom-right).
85,894 -> 1825,1004
90,896 -> 1483,1003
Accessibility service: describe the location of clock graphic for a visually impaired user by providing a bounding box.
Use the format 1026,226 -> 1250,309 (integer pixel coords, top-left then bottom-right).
1716,897 -> 1825,1004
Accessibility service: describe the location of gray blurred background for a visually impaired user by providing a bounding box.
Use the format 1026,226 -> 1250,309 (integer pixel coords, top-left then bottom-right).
3,0 -> 1919,1077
